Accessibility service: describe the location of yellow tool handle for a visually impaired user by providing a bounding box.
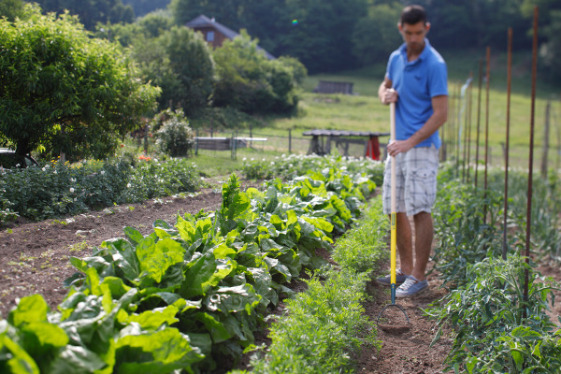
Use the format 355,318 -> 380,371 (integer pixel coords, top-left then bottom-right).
390,101 -> 396,285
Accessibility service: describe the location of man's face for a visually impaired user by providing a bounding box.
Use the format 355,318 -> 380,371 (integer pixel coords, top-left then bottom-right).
398,21 -> 430,55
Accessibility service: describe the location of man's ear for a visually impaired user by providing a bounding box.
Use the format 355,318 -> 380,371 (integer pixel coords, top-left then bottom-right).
425,22 -> 431,33
397,22 -> 402,32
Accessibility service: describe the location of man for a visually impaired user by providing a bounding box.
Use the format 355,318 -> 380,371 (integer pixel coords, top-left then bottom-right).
376,5 -> 448,297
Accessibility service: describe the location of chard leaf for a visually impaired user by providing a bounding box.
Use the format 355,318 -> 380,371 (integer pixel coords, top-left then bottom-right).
330,195 -> 352,222
195,312 -> 232,343
99,277 -> 131,300
100,238 -> 140,280
123,227 -> 143,246
302,216 -> 334,233
115,328 -> 204,373
118,299 -> 185,330
9,294 -> 48,327
185,333 -> 212,358
22,322 -> 69,348
212,243 -> 237,259
1,335 -> 39,374
181,252 -> 216,298
49,345 -> 107,374
204,284 -> 261,314
70,256 -> 111,277
136,237 -> 185,285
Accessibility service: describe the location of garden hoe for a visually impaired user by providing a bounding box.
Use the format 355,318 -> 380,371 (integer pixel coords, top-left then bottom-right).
377,100 -> 411,333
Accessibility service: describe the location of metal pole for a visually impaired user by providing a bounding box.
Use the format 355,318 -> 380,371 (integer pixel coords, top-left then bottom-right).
484,46 -> 491,193
474,59 -> 483,188
541,101 -> 550,178
524,6 -> 539,316
483,47 -> 491,227
503,28 -> 513,260
466,72 -> 473,184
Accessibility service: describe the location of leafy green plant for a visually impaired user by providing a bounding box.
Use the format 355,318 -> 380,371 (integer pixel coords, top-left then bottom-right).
429,254 -> 558,373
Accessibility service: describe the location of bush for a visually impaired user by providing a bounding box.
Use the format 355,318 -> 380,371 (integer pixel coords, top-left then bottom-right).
154,110 -> 194,157
0,157 -> 202,222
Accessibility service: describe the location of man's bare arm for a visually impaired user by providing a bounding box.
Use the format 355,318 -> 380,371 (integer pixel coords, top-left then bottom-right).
378,77 -> 397,104
386,95 -> 448,156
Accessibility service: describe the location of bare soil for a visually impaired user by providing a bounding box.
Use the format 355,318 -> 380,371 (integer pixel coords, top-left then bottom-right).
0,182 -> 558,373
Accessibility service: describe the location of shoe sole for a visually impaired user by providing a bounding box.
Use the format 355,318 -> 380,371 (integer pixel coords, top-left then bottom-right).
376,279 -> 406,287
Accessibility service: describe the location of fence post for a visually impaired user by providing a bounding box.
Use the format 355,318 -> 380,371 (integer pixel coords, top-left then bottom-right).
541,100 -> 550,178
289,129 -> 292,154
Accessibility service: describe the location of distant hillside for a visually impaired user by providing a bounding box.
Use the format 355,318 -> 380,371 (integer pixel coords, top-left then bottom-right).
122,0 -> 170,17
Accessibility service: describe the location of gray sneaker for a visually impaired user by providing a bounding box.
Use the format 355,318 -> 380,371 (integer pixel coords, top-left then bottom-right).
376,268 -> 407,286
395,275 -> 428,298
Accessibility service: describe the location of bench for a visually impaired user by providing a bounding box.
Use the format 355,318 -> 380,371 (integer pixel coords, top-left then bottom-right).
303,130 -> 389,160
313,80 -> 354,95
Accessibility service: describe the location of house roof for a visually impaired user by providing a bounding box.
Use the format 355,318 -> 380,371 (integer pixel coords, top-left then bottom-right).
186,14 -> 275,60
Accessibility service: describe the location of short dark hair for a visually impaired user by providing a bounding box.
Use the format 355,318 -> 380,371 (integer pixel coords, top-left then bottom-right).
400,5 -> 427,26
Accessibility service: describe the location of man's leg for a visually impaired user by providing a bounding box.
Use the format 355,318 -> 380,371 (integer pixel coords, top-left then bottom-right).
411,211 -> 433,281
395,212 -> 413,275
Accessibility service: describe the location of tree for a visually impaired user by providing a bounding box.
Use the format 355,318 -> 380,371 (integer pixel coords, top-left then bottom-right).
132,25 -> 215,116
121,0 -> 170,17
0,0 -> 25,21
0,8 -> 160,161
351,3 -> 402,66
33,0 -> 134,30
213,31 -> 303,114
276,0 -> 368,73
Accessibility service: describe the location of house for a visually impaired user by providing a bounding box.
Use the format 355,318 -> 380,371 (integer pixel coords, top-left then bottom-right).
186,15 -> 275,60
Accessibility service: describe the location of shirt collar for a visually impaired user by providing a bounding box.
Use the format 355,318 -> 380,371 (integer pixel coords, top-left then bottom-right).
399,38 -> 431,65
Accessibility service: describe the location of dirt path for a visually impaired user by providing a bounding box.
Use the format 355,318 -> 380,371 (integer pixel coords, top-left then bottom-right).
357,266 -> 452,374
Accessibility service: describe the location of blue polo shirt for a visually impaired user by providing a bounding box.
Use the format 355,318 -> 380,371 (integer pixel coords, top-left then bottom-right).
386,38 -> 448,149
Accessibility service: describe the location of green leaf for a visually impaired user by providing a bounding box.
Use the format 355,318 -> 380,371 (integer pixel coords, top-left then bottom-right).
181,253 -> 234,299
0,335 -> 40,374
136,237 -> 185,285
204,284 -> 261,314
115,328 -> 204,373
118,300 -> 185,330
49,345 -> 107,374
22,322 -> 69,348
9,294 -> 48,327
195,312 -> 232,343
123,227 -> 144,246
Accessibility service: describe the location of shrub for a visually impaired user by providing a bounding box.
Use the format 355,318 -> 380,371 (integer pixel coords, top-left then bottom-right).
154,112 -> 194,157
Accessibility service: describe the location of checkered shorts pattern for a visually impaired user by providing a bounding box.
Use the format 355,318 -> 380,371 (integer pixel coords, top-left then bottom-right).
382,146 -> 439,216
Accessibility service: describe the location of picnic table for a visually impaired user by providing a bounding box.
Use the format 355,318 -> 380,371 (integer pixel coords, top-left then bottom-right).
302,129 -> 390,160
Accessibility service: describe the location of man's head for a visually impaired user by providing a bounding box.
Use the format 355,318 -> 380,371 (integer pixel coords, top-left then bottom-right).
398,5 -> 430,56
400,5 -> 427,26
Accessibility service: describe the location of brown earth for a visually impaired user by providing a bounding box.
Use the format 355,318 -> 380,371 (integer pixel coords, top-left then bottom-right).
0,180 -> 558,373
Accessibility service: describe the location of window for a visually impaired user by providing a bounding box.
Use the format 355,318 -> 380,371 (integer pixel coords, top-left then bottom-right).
206,31 -> 215,42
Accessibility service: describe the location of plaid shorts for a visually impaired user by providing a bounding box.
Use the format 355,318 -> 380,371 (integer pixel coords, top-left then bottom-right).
382,146 -> 439,216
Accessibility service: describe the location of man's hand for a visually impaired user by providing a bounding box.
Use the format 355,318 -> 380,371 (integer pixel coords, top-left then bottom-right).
387,139 -> 413,157
382,88 -> 398,105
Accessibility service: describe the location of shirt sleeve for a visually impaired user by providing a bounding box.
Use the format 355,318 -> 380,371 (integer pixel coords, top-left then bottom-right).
429,61 -> 448,98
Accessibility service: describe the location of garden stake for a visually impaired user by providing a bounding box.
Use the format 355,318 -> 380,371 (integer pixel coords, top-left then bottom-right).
524,5 -> 539,316
377,101 -> 410,330
503,28 -> 512,260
